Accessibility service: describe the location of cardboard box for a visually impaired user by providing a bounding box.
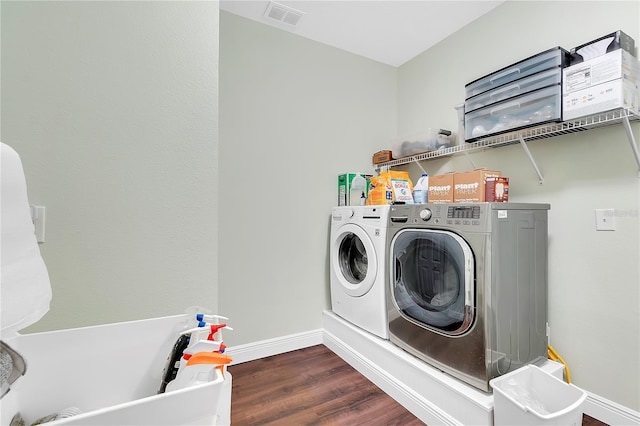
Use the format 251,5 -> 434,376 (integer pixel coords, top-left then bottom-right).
372,150 -> 393,164
454,169 -> 501,203
428,173 -> 455,204
338,173 -> 373,206
486,177 -> 509,202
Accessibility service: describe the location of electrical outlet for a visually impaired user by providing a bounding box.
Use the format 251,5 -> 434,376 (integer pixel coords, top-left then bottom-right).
595,208 -> 615,231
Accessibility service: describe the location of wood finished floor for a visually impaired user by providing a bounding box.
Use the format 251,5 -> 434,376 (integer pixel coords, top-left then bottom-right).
228,344 -> 608,426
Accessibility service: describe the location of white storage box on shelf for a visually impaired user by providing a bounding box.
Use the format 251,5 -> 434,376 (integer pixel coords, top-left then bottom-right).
0,143 -> 232,426
562,49 -> 640,120
490,365 -> 587,426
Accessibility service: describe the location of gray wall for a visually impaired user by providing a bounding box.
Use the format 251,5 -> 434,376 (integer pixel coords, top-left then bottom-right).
395,0 -> 639,411
1,1 -> 220,328
218,11 -> 396,345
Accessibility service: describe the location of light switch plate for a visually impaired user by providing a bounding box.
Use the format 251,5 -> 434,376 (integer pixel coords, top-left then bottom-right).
595,208 -> 616,231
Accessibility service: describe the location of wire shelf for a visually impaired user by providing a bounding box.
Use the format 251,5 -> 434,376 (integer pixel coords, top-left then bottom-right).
376,108 -> 640,170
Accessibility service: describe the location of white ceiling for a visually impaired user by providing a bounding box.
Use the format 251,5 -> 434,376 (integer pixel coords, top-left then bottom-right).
220,0 -> 505,67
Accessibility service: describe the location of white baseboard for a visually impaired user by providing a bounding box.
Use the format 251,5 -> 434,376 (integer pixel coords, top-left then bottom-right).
584,391 -> 640,426
225,328 -> 323,365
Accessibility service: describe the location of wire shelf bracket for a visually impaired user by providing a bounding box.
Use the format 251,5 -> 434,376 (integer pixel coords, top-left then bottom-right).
518,135 -> 544,185
621,114 -> 640,177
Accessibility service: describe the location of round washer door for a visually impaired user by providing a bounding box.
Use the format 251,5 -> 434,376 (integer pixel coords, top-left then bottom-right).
390,228 -> 475,336
332,223 -> 378,297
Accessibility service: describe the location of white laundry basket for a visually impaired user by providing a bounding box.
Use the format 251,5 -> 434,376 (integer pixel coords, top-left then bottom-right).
490,364 -> 587,426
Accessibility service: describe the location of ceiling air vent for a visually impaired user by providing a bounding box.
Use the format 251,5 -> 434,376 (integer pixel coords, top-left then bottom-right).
263,1 -> 305,27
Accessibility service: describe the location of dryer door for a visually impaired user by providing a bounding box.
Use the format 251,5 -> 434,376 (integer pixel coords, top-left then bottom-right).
390,229 -> 474,336
332,223 -> 378,297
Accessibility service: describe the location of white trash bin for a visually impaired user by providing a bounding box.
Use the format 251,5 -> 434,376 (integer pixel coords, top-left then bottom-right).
490,364 -> 587,426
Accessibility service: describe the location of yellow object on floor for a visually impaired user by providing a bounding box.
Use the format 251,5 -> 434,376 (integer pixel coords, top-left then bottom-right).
548,344 -> 572,383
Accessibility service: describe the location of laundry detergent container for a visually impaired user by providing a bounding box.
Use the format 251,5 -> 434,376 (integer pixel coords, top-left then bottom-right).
490,365 -> 587,426
0,143 -> 231,425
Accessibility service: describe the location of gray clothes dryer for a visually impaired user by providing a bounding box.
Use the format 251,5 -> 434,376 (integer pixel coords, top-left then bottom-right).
386,203 -> 550,392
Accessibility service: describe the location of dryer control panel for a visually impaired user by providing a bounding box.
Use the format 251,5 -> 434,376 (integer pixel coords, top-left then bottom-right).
389,203 -> 490,232
445,205 -> 485,228
447,205 -> 481,219
445,205 -> 484,227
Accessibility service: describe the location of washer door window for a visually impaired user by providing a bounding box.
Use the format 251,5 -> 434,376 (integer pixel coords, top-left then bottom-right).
391,229 -> 475,336
333,224 -> 377,297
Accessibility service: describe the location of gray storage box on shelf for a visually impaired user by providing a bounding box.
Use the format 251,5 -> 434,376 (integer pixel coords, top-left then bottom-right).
465,68 -> 562,114
465,85 -> 562,141
464,47 -> 569,142
465,47 -> 569,99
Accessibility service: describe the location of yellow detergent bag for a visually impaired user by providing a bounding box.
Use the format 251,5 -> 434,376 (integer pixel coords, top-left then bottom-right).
366,175 -> 391,205
366,171 -> 414,205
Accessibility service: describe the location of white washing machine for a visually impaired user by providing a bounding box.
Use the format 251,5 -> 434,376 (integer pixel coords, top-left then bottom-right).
330,205 -> 391,339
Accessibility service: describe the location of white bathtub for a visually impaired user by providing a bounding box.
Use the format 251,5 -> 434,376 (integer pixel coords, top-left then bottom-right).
1,314 -> 232,426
